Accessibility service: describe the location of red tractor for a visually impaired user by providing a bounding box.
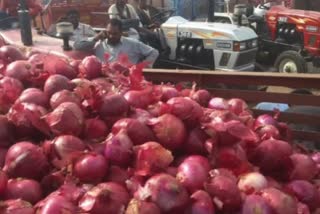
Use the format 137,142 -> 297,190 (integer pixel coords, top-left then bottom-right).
248,2 -> 320,73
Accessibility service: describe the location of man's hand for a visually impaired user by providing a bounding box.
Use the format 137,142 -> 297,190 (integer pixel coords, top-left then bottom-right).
94,30 -> 107,41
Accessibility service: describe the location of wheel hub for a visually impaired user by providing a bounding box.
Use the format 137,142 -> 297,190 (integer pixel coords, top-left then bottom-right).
280,60 -> 298,73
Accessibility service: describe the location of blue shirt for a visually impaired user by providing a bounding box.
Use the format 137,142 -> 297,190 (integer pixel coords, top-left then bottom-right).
255,102 -> 289,112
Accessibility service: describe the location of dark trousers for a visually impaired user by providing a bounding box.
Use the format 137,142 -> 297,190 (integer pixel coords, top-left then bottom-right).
0,11 -> 18,29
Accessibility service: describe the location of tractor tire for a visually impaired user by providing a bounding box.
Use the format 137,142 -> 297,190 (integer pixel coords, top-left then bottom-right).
274,50 -> 308,73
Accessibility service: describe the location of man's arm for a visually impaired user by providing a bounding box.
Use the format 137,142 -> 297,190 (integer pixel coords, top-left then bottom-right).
136,40 -> 159,67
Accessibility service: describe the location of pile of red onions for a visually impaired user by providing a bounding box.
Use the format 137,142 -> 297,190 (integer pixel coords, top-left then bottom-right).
0,45 -> 319,213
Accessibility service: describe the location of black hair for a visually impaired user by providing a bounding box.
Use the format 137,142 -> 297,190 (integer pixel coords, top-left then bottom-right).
66,9 -> 80,17
291,88 -> 313,95
108,18 -> 123,32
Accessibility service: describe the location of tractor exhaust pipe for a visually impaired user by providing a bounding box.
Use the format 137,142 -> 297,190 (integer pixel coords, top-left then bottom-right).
208,0 -> 215,22
18,0 -> 33,46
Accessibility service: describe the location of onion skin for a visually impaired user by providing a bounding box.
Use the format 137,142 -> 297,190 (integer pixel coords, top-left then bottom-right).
0,199 -> 34,214
148,114 -> 187,150
73,153 -> 108,184
228,98 -> 248,115
83,118 -> 108,140
17,88 -> 48,107
238,172 -> 268,194
190,89 -> 211,107
242,195 -> 274,214
260,187 -> 298,214
35,195 -> 77,214
79,182 -> 130,214
133,142 -> 174,176
208,97 -> 229,110
79,55 -> 102,79
0,170 -> 8,196
176,155 -> 210,193
5,178 -> 42,204
4,142 -> 49,180
43,74 -> 73,97
141,173 -> 189,212
186,190 -> 215,214
125,199 -> 161,214
49,90 -> 81,109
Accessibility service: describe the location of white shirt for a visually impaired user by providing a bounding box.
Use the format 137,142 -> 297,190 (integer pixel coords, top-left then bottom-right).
47,23 -> 96,41
108,4 -> 140,20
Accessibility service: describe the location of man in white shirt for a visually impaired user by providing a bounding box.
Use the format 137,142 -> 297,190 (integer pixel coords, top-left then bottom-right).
108,0 -> 140,20
73,18 -> 159,67
47,9 -> 96,41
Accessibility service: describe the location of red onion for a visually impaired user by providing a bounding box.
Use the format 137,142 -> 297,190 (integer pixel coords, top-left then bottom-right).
124,89 -> 154,109
186,190 -> 215,214
0,199 -> 34,214
48,135 -> 86,168
238,172 -> 268,194
250,138 -> 293,180
289,153 -> 317,181
91,78 -> 113,93
285,180 -> 319,211
147,101 -> 171,117
266,176 -> 283,189
0,77 -> 24,113
148,114 -> 187,150
204,174 -> 242,212
98,94 -> 129,119
125,199 -> 161,214
176,155 -> 210,193
167,97 -> 203,125
0,115 -> 13,145
228,98 -> 248,115
208,97 -> 229,110
5,178 -> 42,204
8,102 -> 50,138
181,88 -> 191,97
45,102 -> 84,136
79,55 -> 102,79
70,59 -> 81,75
83,118 -> 108,140
49,90 -> 81,109
129,108 -> 153,124
209,168 -> 237,183
190,89 -> 211,107
256,124 -> 280,140
104,130 -> 133,166
5,60 -> 33,83
106,166 -> 130,185
254,114 -> 278,130
4,142 -> 48,180
73,153 -> 108,183
43,74 -> 73,97
40,171 -> 65,196
48,57 -> 77,79
140,173 -> 189,212
0,170 -> 8,196
17,88 -> 48,107
217,144 -> 247,169
112,118 -> 155,145
297,202 -> 310,214
35,195 -> 77,214
184,127 -> 209,155
133,142 -> 174,176
242,195 -> 273,214
158,85 -> 179,102
0,45 -> 26,64
79,182 -> 130,214
260,187 -> 298,214
311,152 -> 320,175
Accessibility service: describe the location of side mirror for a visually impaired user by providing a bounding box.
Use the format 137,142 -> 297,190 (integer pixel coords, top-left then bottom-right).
55,22 -> 74,51
234,4 -> 247,26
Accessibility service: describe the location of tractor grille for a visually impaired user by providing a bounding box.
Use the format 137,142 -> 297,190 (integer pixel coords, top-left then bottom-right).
235,50 -> 257,67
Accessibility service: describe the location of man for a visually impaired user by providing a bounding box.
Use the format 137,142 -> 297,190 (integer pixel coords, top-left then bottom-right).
108,0 -> 140,20
134,0 -> 160,29
73,18 -> 159,67
47,9 -> 96,41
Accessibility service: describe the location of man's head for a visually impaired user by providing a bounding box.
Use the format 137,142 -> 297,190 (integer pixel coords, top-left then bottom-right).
66,9 -> 80,29
106,19 -> 123,45
139,0 -> 148,9
115,0 -> 126,8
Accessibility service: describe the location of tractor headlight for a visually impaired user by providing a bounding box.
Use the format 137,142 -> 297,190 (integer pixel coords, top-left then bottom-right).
252,39 -> 258,48
240,42 -> 246,50
233,41 -> 247,51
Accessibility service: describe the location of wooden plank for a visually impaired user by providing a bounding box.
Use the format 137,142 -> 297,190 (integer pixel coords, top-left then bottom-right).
143,69 -> 320,89
209,89 -> 320,106
252,109 -> 320,126
292,130 -> 320,143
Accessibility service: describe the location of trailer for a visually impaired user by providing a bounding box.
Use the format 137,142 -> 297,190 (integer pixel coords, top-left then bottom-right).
143,68 -> 320,148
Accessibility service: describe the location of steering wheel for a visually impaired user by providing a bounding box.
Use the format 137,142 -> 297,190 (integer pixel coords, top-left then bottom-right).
151,9 -> 176,23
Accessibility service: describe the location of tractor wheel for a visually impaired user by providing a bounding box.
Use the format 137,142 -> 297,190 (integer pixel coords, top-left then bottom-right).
275,50 -> 308,73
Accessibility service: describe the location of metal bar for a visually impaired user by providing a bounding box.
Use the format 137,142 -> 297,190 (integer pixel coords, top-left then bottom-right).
143,69 -> 320,89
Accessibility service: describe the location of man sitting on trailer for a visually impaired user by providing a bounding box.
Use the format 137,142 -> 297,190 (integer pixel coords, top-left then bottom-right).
134,0 -> 160,29
47,9 -> 96,41
73,18 -> 159,67
108,0 -> 140,21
